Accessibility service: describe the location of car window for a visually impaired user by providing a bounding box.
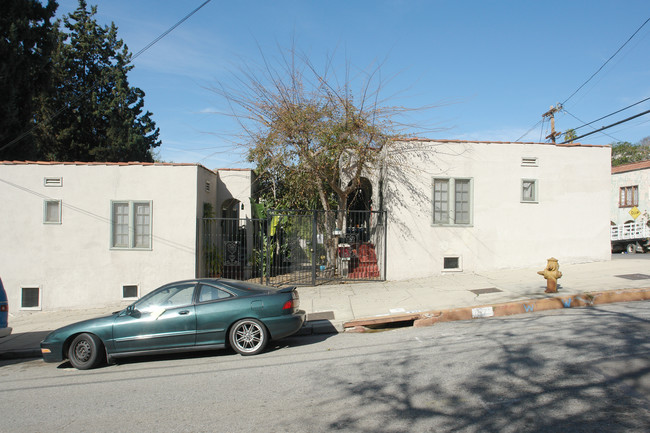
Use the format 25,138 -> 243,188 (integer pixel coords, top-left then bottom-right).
135,283 -> 196,311
198,284 -> 233,302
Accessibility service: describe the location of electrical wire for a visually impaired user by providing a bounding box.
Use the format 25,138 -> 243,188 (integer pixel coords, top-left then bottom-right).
561,17 -> 650,106
0,0 -> 213,154
560,109 -> 650,144
515,120 -> 543,142
563,109 -> 621,142
568,96 -> 650,132
517,17 -> 650,143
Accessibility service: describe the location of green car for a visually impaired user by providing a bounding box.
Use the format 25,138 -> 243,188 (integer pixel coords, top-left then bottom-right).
41,279 -> 305,370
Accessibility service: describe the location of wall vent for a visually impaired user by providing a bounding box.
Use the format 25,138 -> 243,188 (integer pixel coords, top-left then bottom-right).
521,157 -> 538,167
21,287 -> 41,309
205,181 -> 211,192
122,285 -> 139,299
44,177 -> 63,187
443,256 -> 462,271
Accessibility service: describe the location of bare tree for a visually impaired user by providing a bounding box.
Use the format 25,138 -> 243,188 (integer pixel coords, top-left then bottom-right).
211,45 -> 440,265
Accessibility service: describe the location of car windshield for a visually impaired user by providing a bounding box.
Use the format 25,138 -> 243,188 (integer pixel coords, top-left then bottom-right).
134,283 -> 195,312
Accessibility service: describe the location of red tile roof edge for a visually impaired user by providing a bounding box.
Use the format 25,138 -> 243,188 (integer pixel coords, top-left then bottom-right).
611,160 -> 650,174
0,160 -> 218,173
398,138 -> 608,148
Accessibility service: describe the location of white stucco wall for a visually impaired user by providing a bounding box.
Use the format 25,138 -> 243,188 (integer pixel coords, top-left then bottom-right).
216,169 -> 254,219
0,163 -> 211,311
378,140 -> 611,280
611,165 -> 650,225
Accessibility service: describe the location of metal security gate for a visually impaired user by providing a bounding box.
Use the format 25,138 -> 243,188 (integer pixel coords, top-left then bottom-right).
198,210 -> 386,286
199,218 -> 266,281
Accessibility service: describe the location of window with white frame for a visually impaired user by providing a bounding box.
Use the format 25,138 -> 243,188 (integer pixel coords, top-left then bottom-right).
111,201 -> 152,249
432,178 -> 473,225
521,179 -> 538,203
43,200 -> 62,224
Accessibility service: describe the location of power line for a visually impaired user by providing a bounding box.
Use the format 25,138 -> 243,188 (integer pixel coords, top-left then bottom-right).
560,109 -> 650,144
563,109 -> 621,142
517,16 -> 650,143
569,96 -> 650,131
561,17 -> 650,106
131,0 -> 211,62
515,120 -> 543,142
0,0 -> 213,154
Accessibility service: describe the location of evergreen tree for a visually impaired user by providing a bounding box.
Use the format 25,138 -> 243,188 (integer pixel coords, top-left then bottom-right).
0,0 -> 58,160
36,0 -> 160,162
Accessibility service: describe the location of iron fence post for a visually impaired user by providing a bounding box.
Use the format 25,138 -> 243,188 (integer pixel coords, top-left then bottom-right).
311,210 -> 317,286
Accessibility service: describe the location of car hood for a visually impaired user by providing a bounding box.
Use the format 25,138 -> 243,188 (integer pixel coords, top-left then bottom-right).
42,313 -> 118,342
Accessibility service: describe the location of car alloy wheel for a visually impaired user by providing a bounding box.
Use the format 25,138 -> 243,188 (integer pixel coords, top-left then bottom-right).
229,318 -> 268,356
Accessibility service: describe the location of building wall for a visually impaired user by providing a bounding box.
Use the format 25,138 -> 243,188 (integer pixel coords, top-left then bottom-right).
611,165 -> 650,225
216,169 -> 254,219
0,163 -> 208,311
378,140 -> 611,280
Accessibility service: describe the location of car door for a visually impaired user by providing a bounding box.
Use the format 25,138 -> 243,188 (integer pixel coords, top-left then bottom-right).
194,283 -> 245,346
112,282 -> 197,354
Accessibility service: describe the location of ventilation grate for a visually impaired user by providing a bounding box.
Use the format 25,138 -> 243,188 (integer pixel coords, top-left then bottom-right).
521,157 -> 538,167
306,311 -> 335,321
470,288 -> 503,295
44,177 -> 63,187
615,274 -> 650,280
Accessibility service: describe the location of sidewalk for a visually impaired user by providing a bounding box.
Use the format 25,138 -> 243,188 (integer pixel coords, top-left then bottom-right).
2,256 -> 649,360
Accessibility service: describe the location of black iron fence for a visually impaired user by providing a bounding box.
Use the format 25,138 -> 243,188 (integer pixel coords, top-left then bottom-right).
198,210 -> 386,286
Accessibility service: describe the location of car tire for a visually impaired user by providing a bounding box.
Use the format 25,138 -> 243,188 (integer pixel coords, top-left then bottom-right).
627,243 -> 637,254
68,333 -> 104,370
229,318 -> 268,356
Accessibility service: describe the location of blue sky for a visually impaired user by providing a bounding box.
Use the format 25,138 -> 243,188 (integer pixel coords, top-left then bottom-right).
55,0 -> 650,168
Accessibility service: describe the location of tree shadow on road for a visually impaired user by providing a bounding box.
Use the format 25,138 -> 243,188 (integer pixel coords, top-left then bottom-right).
281,303 -> 650,432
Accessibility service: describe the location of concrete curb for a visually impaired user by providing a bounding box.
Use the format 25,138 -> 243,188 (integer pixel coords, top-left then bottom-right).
342,287 -> 650,332
0,349 -> 41,361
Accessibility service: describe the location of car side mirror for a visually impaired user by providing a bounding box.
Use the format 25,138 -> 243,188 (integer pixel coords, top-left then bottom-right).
123,305 -> 140,317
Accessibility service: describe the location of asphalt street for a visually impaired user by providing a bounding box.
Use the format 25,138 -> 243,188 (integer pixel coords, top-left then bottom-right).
1,300 -> 649,432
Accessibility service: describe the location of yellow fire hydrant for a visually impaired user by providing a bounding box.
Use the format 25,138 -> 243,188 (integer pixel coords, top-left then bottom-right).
537,257 -> 562,293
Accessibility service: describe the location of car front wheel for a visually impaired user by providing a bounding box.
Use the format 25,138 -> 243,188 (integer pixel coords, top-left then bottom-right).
68,333 -> 104,370
229,319 -> 268,356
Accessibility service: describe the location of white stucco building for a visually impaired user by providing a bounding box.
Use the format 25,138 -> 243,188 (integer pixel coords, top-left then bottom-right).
0,162 -> 254,311
611,160 -> 650,225
357,139 -> 612,280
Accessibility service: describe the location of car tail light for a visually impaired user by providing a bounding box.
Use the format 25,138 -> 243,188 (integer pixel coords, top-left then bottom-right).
0,305 -> 7,312
282,300 -> 293,310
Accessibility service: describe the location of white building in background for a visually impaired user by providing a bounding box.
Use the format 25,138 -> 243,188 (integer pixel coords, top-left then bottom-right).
610,160 -> 650,253
0,162 -> 254,311
611,160 -> 650,225
355,139 -> 612,280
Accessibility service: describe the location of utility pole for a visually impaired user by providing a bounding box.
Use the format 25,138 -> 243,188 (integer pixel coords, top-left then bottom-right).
542,104 -> 563,143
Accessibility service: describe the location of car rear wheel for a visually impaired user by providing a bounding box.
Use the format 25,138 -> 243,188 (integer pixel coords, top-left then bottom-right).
229,319 -> 268,356
68,333 -> 104,370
